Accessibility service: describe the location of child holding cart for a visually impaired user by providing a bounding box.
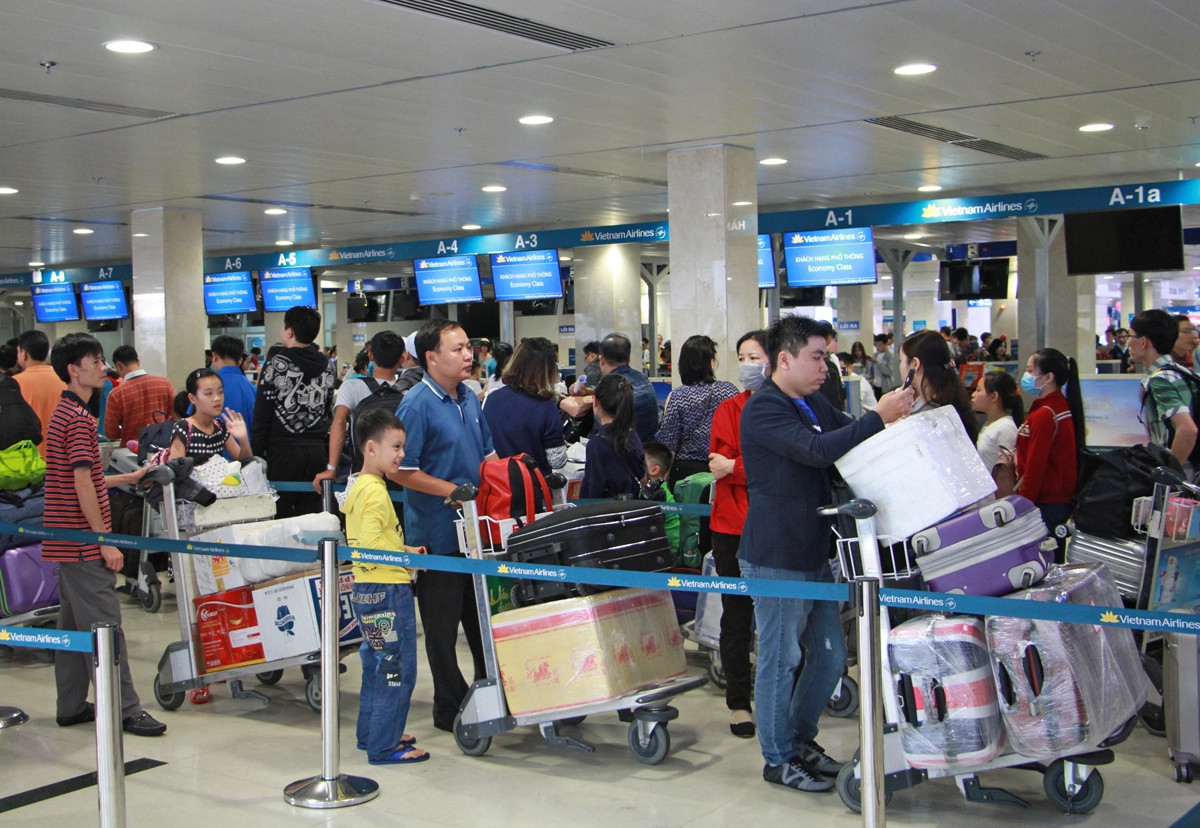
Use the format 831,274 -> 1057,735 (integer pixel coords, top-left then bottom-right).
343,407 -> 428,765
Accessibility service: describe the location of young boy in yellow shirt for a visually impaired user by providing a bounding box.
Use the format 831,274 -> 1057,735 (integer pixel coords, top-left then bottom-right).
343,407 -> 428,764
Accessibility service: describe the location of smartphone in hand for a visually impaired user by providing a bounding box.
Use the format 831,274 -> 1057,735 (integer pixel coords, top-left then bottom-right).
902,367 -> 916,390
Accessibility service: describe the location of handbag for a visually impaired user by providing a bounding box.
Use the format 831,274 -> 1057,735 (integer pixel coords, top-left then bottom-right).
0,439 -> 46,491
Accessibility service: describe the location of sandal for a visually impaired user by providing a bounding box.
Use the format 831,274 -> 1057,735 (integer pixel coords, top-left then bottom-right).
368,745 -> 430,765
358,734 -> 416,751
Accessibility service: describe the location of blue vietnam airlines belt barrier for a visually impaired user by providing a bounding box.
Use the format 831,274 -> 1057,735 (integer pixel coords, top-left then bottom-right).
3,519 -> 1199,638
0,625 -> 93,652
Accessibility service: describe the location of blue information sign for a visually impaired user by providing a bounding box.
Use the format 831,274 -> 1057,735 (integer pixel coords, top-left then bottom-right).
783,227 -> 877,287
757,235 -> 776,288
203,271 -> 257,315
259,267 -> 316,312
489,249 -> 562,302
79,281 -> 129,321
32,283 -> 79,323
413,255 -> 483,306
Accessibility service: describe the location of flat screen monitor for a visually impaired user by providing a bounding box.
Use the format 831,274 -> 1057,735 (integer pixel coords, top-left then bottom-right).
1064,205 -> 1184,275
757,234 -> 776,289
203,271 -> 257,315
778,286 -> 827,307
783,227 -> 876,287
259,266 -> 316,312
413,255 -> 483,306
1078,376 -> 1147,448
79,281 -> 130,321
32,283 -> 79,323
489,249 -> 563,302
939,260 -> 978,300
976,258 -> 1009,299
390,291 -> 421,320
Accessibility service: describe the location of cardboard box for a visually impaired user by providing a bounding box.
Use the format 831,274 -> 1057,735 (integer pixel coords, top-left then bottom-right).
194,587 -> 265,673
192,554 -> 247,596
252,565 -> 360,662
491,588 -> 686,717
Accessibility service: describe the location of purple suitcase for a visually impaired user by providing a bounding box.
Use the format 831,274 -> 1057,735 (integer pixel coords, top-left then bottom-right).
0,543 -> 59,616
911,496 -> 1052,596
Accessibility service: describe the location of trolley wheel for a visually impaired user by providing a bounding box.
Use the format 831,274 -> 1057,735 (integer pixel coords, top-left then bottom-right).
153,675 -> 185,711
707,648 -> 727,690
1177,764 -> 1194,784
305,675 -> 321,712
256,670 -> 284,685
454,714 -> 492,757
510,582 -> 531,609
137,583 -> 162,614
1139,654 -> 1166,737
1043,760 -> 1104,814
558,715 -> 586,727
627,722 -> 670,765
836,759 -> 892,814
825,675 -> 859,718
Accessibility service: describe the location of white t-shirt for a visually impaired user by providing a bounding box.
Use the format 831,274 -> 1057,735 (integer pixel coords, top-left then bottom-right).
334,375 -> 396,413
976,415 -> 1018,471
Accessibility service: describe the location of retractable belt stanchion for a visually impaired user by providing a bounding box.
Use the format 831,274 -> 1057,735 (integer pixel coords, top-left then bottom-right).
285,480 -> 379,808
93,621 -> 126,828
854,578 -> 886,828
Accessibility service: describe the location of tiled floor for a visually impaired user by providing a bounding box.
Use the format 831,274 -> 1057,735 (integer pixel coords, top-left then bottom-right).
2,590 -> 1199,827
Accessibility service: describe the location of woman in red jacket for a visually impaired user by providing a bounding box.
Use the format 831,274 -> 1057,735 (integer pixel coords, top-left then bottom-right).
1015,347 -> 1085,560
707,330 -> 769,738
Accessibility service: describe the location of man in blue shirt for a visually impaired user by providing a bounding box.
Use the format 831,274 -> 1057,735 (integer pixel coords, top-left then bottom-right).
739,315 -> 911,794
210,335 -> 257,425
598,333 -> 658,442
395,319 -> 496,731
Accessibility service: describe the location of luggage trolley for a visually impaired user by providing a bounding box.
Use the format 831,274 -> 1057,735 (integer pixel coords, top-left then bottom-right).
151,479 -> 357,712
452,491 -> 707,764
826,498 -> 1120,815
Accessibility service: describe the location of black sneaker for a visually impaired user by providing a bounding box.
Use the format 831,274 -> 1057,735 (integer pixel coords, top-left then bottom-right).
763,758 -> 834,793
56,702 -> 95,727
122,711 -> 167,737
800,739 -> 845,776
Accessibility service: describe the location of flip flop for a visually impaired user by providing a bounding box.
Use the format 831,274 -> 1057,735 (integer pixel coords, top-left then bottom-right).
368,746 -> 430,765
358,735 -> 416,751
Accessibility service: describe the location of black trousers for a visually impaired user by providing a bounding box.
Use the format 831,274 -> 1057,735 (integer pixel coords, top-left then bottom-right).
415,568 -> 487,727
713,530 -> 755,712
268,442 -> 325,518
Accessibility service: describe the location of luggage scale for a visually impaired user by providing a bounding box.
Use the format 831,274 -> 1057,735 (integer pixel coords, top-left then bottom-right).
824,498 -> 1121,815
452,487 -> 707,765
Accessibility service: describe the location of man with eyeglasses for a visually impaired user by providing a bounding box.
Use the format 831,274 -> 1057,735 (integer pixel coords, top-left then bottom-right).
1173,314 -> 1199,371
1130,310 -> 1199,475
1105,328 -> 1133,374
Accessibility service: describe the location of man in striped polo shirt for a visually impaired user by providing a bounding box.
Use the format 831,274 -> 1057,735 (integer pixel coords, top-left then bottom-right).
45,332 -> 165,737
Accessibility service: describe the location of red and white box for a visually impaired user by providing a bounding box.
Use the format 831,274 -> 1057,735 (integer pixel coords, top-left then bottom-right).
194,586 -> 264,673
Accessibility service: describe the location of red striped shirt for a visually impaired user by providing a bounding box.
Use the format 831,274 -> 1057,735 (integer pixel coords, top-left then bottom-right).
103,372 -> 175,443
43,391 -> 111,563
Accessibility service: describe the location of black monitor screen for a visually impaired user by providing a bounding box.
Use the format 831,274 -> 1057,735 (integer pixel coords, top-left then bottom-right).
1064,205 -> 1184,275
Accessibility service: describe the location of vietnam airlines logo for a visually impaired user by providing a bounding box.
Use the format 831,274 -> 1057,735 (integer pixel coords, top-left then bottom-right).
205,275 -> 213,283
351,550 -> 361,559
580,230 -> 595,242
667,576 -> 682,588
419,260 -> 430,268
790,234 -> 803,245
328,251 -> 341,261
97,535 -> 105,543
0,629 -> 10,641
495,255 -> 507,264
497,564 -> 510,574
1100,611 -> 1119,624
921,203 -> 944,219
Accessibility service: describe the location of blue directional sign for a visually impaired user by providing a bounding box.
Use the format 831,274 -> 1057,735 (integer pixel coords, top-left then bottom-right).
783,227 -> 877,287
202,271 -> 257,315
79,281 -> 129,321
31,283 -> 79,323
757,235 -> 776,288
259,267 -> 316,312
489,249 -> 562,302
413,255 -> 483,306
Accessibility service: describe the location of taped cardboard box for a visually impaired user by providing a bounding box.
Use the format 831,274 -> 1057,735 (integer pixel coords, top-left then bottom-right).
251,565 -> 360,662
194,586 -> 265,672
492,588 -> 686,717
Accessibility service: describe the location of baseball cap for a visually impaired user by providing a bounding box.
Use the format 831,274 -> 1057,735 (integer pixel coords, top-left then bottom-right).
403,332 -> 417,360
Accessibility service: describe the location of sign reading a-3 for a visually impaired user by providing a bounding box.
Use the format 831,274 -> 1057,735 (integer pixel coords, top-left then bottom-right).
203,271 -> 257,314
757,234 -> 776,288
259,267 -> 316,312
413,255 -> 483,306
489,249 -> 562,302
783,227 -> 877,287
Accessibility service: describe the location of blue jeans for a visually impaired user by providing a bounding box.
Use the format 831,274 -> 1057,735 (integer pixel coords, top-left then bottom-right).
352,582 -> 417,761
739,560 -> 846,767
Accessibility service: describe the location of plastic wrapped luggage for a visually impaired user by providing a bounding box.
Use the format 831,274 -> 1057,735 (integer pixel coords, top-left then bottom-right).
1065,531 -> 1147,602
985,564 -> 1149,759
0,543 -> 58,617
190,512 -> 338,594
1164,609 -> 1200,781
177,492 -> 278,533
888,615 -> 1005,769
0,485 -> 44,553
502,501 -> 672,606
690,551 -> 723,650
911,495 -> 1052,596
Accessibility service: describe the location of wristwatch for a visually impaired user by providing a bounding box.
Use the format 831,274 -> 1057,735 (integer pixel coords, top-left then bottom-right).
326,464 -> 337,472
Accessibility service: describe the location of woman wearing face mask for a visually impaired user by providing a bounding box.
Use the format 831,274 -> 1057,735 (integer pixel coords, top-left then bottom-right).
1014,348 -> 1085,556
706,330 -> 769,738
898,329 -> 979,443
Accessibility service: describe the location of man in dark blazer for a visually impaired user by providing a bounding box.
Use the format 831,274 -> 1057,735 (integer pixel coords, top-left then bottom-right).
739,315 -> 913,793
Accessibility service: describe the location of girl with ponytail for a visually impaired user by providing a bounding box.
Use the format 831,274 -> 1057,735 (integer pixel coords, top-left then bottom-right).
898,329 -> 979,443
972,370 -> 1023,494
581,372 -> 646,498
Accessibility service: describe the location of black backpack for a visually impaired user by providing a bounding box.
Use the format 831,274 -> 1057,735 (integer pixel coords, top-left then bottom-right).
1148,363 -> 1200,467
1073,443 -> 1180,539
135,410 -> 175,464
348,377 -> 405,472
0,376 -> 42,451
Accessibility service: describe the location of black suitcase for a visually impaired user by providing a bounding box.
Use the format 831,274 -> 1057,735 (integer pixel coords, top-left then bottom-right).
502,500 -> 672,606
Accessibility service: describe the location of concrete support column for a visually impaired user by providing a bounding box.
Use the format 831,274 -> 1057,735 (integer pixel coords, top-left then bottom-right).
667,144 -> 759,385
834,284 -> 874,345
1017,216 -> 1094,370
572,244 -> 642,351
131,208 -> 206,387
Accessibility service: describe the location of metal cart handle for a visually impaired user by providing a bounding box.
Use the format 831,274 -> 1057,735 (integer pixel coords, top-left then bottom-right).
817,499 -> 878,520
1153,465 -> 1200,497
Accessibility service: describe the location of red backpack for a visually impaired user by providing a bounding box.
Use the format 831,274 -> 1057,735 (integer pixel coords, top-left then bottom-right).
476,454 -> 553,544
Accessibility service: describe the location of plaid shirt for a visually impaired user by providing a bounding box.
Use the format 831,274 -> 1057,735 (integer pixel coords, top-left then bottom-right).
103,371 -> 175,443
1142,355 -> 1195,450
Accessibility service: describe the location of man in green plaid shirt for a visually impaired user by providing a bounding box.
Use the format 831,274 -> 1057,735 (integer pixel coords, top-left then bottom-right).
1131,309 -> 1198,472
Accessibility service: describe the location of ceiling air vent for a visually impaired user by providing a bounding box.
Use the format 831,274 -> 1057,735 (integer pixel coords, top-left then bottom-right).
867,116 -> 1046,162
0,87 -> 177,120
374,0 -> 614,50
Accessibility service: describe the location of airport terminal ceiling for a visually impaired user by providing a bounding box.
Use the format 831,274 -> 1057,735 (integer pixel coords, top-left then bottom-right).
1,0 -> 1200,273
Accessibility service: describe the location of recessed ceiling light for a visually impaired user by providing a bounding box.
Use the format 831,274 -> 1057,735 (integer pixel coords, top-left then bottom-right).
759,157 -> 787,166
918,184 -> 943,192
518,115 -> 554,126
104,39 -> 155,54
903,233 -> 925,240
28,261 -> 44,267
12,301 -> 23,307
1193,265 -> 1200,271
732,201 -> 752,206
215,156 -> 246,165
275,240 -> 293,246
132,232 -> 148,237
431,191 -> 452,196
894,63 -> 937,75
73,228 -> 94,235
481,185 -> 507,193
1079,122 -> 1114,132
462,224 -> 482,231
0,187 -> 18,195
559,255 -> 572,262
264,207 -> 287,215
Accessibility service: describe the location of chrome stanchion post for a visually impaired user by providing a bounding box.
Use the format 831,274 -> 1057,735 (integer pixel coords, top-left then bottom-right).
93,622 -> 126,828
284,536 -> 379,808
855,577 -> 885,828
